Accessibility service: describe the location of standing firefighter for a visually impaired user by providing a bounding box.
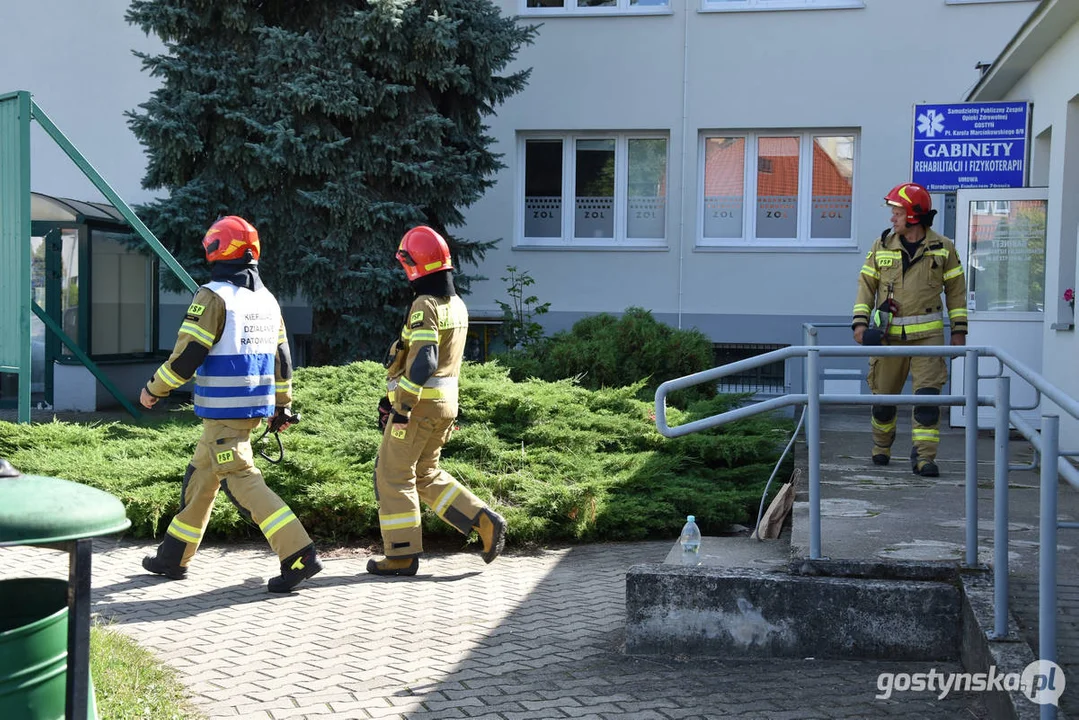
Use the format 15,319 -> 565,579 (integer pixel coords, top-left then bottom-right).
368,225 -> 507,576
852,183 -> 968,477
140,216 -> 323,593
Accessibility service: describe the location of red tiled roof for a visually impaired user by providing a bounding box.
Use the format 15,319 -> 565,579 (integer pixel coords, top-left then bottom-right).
703,136 -> 852,198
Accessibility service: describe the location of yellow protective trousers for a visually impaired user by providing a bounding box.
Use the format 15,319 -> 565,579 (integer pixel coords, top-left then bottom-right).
374,401 -> 487,558
164,418 -> 313,566
866,335 -> 949,462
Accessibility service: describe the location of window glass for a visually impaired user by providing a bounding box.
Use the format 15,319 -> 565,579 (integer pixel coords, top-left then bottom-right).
700,129 -> 858,246
626,138 -> 667,239
810,135 -> 854,239
30,235 -> 46,392
574,138 -> 615,239
91,231 -> 153,355
524,0 -> 667,12
519,132 -> 668,246
755,136 -> 799,239
968,199 -> 1046,313
59,230 -> 79,357
524,139 -> 563,238
703,137 -> 745,239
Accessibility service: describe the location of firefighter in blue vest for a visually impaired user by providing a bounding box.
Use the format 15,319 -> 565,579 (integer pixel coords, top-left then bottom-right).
367,225 -> 507,576
140,216 -> 323,593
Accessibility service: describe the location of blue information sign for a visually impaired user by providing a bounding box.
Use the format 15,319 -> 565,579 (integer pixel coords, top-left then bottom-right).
911,102 -> 1030,191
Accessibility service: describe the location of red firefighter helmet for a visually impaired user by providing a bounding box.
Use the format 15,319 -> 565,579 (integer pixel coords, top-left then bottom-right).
396,225 -> 452,281
884,183 -> 933,226
202,215 -> 260,263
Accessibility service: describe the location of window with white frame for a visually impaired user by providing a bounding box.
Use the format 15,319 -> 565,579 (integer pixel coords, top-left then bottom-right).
522,0 -> 669,15
701,0 -> 864,12
699,130 -> 857,247
520,133 -> 668,247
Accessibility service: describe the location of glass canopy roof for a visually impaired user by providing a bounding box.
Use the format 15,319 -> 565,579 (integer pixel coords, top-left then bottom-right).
31,191 -> 126,224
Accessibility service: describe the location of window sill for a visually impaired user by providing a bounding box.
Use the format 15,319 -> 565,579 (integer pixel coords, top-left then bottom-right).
1051,323 -> 1074,331
695,242 -> 859,253
945,0 -> 1037,5
515,242 -> 668,251
699,1 -> 864,13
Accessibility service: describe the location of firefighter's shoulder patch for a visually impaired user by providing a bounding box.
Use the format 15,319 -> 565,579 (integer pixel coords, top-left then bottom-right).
409,310 -> 425,328
187,302 -> 206,316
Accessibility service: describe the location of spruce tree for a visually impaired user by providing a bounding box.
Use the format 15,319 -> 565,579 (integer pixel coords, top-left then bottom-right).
125,0 -> 537,363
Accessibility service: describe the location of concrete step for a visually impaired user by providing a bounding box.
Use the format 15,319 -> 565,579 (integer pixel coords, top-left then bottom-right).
659,530 -> 792,571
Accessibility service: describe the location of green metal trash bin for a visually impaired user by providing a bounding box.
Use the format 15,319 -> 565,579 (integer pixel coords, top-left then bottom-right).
0,578 -> 70,718
0,459 -> 130,720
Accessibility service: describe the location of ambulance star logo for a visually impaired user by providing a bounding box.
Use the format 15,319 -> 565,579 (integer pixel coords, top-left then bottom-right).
917,109 -> 945,138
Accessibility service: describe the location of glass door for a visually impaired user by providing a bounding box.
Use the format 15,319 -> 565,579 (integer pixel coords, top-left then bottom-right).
950,187 -> 1048,429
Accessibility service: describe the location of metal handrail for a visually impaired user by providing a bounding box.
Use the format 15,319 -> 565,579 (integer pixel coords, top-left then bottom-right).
655,338 -> 1075,718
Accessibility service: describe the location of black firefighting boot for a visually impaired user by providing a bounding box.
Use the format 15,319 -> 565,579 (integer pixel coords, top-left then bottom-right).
267,543 -> 323,593
142,535 -> 188,580
472,508 -> 507,564
871,444 -> 891,466
366,557 -> 419,576
911,447 -> 940,478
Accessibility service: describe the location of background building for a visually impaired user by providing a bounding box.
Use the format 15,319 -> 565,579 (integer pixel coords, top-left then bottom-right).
964,0 -> 1079,438
0,0 -> 1042,408
459,0 -> 1038,394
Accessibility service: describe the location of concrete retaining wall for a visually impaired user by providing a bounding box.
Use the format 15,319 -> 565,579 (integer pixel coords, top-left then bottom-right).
625,564 -> 961,661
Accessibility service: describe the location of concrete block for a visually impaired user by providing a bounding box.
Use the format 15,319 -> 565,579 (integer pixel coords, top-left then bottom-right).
959,572 -> 1042,720
625,564 -> 960,661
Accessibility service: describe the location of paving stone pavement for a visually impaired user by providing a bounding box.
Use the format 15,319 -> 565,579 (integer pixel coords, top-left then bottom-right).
1,538 -> 993,719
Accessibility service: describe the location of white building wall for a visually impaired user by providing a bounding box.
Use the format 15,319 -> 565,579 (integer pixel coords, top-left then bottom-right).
466,0 -> 1038,344
988,18 -> 1079,436
0,0 -> 163,205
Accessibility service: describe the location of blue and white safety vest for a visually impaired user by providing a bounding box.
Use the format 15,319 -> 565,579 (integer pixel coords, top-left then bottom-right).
194,281 -> 281,420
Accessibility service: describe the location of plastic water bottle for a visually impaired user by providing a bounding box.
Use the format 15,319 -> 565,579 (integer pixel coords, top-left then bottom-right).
679,515 -> 701,566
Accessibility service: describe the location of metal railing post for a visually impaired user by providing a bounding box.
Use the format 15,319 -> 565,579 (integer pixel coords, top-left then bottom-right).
993,375 -> 1010,638
807,348 -> 822,559
965,348 -> 979,567
803,324 -> 817,402
1040,414 -> 1059,720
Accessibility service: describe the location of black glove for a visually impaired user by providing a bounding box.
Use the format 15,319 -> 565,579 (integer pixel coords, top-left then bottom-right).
862,328 -> 885,346
377,396 -> 393,432
269,406 -> 301,433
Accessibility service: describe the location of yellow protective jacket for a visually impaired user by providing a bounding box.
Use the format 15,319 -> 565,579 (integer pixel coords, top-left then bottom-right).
387,294 -> 469,416
852,228 -> 968,341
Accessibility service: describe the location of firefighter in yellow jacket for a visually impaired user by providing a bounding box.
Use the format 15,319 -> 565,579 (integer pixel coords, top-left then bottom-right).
367,225 -> 507,576
140,216 -> 323,593
852,183 -> 968,477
